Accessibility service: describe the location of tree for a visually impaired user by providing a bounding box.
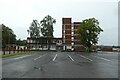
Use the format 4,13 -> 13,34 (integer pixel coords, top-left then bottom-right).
40,15 -> 56,38
77,18 -> 103,52
16,39 -> 26,46
27,20 -> 41,38
40,15 -> 56,50
1,24 -> 16,47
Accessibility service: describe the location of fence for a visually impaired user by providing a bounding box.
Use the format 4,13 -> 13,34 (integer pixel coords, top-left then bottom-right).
2,46 -> 28,55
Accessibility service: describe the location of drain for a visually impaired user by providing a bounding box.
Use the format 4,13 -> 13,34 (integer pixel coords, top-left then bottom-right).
34,65 -> 44,71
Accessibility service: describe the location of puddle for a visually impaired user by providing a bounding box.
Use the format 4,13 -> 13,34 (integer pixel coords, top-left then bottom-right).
34,65 -> 45,71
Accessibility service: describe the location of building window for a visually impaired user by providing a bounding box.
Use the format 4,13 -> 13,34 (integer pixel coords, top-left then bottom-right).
71,48 -> 74,51
53,40 -> 55,43
27,40 -> 29,43
71,32 -> 74,36
71,42 -> 74,45
64,35 -> 65,38
71,26 -> 74,31
51,45 -> 55,48
43,45 -> 47,48
39,45 -> 41,48
71,26 -> 74,30
30,40 -> 32,43
71,37 -> 74,41
33,40 -> 36,43
64,30 -> 65,33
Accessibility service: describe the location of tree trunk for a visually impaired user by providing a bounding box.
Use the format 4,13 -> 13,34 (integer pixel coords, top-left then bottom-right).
3,47 -> 5,55
48,40 -> 50,50
86,46 -> 91,52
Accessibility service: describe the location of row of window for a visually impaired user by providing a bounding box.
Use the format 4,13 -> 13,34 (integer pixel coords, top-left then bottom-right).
28,45 -> 56,48
71,26 -> 74,42
63,31 -> 75,38
63,25 -> 78,47
27,40 -> 56,43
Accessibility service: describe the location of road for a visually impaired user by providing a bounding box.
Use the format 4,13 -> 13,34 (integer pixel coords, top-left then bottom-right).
2,51 -> 119,78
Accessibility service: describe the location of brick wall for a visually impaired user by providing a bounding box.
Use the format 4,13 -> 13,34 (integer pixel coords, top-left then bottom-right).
62,18 -> 81,51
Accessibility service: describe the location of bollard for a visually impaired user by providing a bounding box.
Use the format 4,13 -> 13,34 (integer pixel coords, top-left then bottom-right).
17,46 -> 19,53
24,47 -> 26,52
20,48 -> 22,52
13,46 -> 15,53
9,47 -> 11,54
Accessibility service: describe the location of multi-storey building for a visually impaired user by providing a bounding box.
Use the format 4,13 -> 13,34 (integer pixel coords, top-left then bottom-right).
26,18 -> 85,51
62,18 -> 85,51
62,18 -> 71,51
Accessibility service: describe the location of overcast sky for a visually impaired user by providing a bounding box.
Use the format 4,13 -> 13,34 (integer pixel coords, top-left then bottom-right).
0,0 -> 119,46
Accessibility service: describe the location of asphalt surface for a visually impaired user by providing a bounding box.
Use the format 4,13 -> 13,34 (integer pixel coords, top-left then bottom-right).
2,51 -> 119,78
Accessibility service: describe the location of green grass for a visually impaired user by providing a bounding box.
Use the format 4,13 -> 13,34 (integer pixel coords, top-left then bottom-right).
0,52 -> 30,58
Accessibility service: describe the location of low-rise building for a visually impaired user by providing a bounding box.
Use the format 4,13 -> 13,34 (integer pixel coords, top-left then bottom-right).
27,37 -> 62,51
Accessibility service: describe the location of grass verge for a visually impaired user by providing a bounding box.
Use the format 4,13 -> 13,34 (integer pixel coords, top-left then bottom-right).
0,52 -> 30,58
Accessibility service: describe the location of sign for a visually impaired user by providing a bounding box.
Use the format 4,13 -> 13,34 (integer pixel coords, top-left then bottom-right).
56,40 -> 62,45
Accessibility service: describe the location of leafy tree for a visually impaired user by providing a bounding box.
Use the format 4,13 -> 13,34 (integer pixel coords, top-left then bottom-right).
16,39 -> 26,46
1,24 -> 16,47
27,20 -> 41,38
40,15 -> 56,38
40,15 -> 56,50
77,18 -> 103,52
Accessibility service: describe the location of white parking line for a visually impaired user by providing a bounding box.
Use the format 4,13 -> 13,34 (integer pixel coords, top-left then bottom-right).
67,54 -> 74,61
53,54 -> 57,61
34,56 -> 42,60
34,54 -> 46,60
14,55 -> 31,60
79,54 -> 93,61
93,56 -> 111,62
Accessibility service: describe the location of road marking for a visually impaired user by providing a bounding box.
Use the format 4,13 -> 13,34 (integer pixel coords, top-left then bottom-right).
14,55 -> 31,60
79,54 -> 93,61
34,56 -> 42,60
93,56 -> 111,62
34,54 -> 46,60
67,54 -> 74,61
53,54 -> 57,61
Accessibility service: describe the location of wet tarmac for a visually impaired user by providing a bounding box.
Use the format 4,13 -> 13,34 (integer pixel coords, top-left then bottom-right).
2,51 -> 119,78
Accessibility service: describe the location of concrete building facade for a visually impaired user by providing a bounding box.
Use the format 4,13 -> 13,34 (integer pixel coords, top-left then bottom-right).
27,37 -> 62,51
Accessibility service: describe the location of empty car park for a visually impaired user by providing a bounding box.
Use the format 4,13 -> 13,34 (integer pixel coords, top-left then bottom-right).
2,51 -> 119,78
